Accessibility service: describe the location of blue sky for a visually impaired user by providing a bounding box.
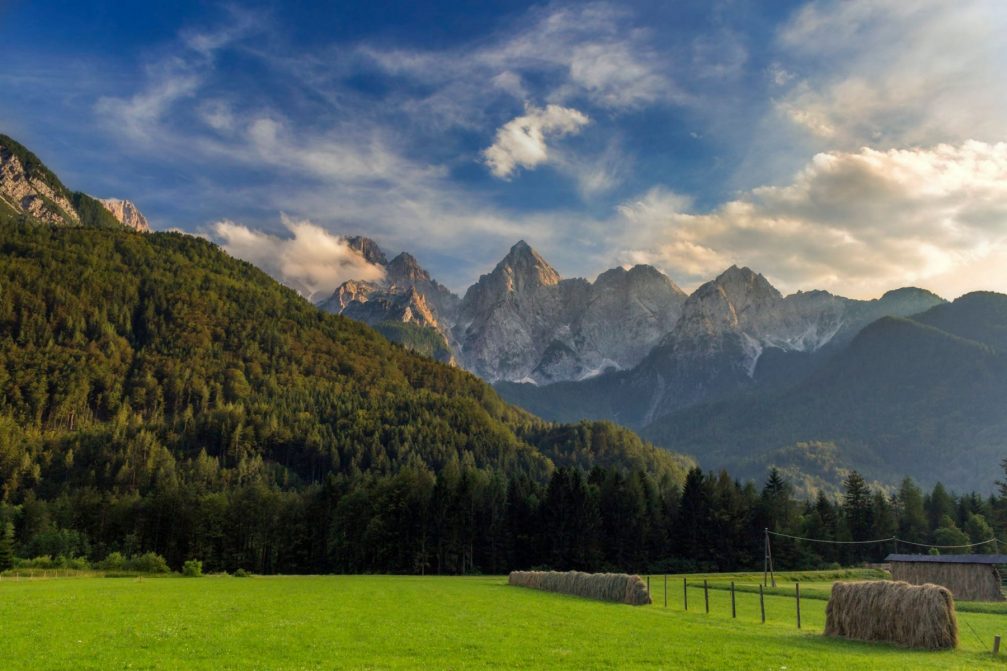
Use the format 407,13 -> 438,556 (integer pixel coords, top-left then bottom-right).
3,1 -> 1007,299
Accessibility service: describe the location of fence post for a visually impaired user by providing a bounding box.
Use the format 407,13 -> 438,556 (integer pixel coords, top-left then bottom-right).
994,635 -> 1001,655
796,582 -> 801,629
759,583 -> 765,623
731,581 -> 736,618
647,575 -> 651,595
704,579 -> 709,614
664,574 -> 667,608
684,578 -> 688,611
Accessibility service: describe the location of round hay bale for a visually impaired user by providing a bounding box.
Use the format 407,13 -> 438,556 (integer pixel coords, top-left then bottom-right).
824,580 -> 957,650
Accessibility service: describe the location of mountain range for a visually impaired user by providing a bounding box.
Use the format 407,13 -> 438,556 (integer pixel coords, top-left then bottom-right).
319,239 -> 688,383
321,233 -> 1007,493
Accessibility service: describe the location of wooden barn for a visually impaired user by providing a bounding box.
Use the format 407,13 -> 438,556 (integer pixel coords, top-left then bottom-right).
885,554 -> 1007,602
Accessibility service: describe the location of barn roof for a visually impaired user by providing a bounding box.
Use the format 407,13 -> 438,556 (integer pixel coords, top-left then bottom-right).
885,553 -> 1007,565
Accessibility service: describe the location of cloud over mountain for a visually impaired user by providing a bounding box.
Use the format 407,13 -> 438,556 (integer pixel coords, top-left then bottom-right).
211,216 -> 385,300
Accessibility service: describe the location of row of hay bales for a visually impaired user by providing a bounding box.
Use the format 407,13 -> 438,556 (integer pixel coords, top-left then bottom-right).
508,571 -> 652,606
825,580 -> 958,650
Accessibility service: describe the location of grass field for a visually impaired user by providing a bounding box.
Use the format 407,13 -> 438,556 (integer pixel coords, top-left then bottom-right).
2,571 -> 1007,669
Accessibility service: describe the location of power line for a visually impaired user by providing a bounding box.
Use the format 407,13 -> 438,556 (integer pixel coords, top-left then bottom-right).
895,537 -> 999,549
767,530 -> 892,545
766,529 -> 1002,549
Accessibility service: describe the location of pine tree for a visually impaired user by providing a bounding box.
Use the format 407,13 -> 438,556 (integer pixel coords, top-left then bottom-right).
0,522 -> 14,571
841,471 -> 874,562
896,477 -> 928,543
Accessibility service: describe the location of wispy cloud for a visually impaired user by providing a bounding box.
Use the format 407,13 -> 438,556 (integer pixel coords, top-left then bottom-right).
358,3 -> 687,114
94,8 -> 263,145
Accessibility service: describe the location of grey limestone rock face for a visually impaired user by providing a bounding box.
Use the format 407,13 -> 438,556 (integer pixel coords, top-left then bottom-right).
0,144 -> 79,225
97,198 -> 151,232
317,239 -> 460,357
454,241 -> 687,383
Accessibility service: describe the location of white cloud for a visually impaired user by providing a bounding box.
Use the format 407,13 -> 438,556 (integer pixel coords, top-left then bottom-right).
774,0 -> 1007,148
211,215 -> 386,300
615,140 -> 1007,298
483,104 -> 590,179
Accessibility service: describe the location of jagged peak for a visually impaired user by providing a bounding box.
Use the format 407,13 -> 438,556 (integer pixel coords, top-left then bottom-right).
492,240 -> 560,287
705,265 -> 781,300
715,264 -> 760,284
594,264 -> 686,295
386,251 -> 430,283
343,235 -> 388,266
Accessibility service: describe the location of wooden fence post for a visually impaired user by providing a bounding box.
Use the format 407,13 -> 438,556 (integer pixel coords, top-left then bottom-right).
684,578 -> 688,611
796,582 -> 801,629
647,575 -> 651,595
704,579 -> 709,614
994,635 -> 1001,655
731,581 -> 736,618
759,583 -> 765,623
664,574 -> 667,608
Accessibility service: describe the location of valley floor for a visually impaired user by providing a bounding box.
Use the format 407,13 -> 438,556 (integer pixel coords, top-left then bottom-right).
0,572 -> 1004,669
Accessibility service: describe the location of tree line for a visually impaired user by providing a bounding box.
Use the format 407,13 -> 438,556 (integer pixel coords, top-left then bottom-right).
3,463 -> 1006,575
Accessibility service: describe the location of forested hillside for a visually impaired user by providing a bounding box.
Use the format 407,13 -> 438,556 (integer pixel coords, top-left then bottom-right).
0,215 -> 692,573
644,297 -> 1007,492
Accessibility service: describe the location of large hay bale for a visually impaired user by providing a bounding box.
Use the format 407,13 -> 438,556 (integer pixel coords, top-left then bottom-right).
890,561 -> 1004,601
508,571 -> 651,605
825,580 -> 957,650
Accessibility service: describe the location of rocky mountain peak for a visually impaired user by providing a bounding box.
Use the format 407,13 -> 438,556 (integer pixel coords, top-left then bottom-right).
386,252 -> 431,285
97,198 -> 151,232
344,236 -> 388,266
492,240 -> 560,292
713,265 -> 780,299
680,265 -> 782,334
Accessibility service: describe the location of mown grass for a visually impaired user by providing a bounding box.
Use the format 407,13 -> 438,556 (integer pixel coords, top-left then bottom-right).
1,572 -> 1006,669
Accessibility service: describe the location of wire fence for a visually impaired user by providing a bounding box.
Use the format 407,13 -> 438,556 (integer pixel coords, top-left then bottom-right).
643,573 -> 810,629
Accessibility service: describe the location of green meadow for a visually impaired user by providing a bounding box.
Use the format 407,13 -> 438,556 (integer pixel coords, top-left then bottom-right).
1,571 -> 1006,670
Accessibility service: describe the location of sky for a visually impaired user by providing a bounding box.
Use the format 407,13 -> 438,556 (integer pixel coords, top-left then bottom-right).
2,0 -> 1007,300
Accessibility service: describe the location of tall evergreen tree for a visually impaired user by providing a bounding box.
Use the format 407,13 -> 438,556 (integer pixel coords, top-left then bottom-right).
925,483 -> 957,533
841,471 -> 873,562
896,477 -> 928,543
674,468 -> 714,566
0,522 -> 14,571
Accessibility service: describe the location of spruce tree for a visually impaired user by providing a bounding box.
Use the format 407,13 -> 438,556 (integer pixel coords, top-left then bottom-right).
0,522 -> 14,572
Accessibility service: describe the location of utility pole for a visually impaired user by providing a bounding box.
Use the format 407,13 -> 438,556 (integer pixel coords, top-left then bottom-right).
764,528 -> 776,588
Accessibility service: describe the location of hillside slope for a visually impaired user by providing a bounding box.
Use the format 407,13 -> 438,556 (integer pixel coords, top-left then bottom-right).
0,218 -> 692,502
0,134 -> 125,229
